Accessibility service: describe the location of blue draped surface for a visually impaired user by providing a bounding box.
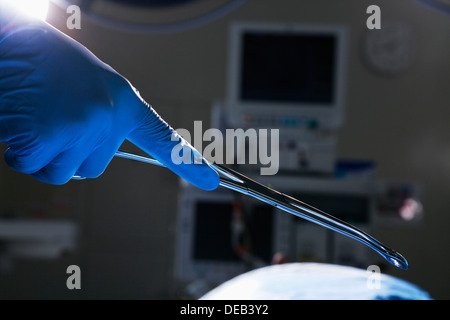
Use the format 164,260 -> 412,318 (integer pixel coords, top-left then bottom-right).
201,263 -> 432,300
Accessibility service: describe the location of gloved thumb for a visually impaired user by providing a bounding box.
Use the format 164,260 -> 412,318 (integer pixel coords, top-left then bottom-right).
127,103 -> 220,191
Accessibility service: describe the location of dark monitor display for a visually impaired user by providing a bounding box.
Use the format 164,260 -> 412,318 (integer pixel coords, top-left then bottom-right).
240,32 -> 336,105
226,23 -> 348,130
193,202 -> 275,263
293,193 -> 371,224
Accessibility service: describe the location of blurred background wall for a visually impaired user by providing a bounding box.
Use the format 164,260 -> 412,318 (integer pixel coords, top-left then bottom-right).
0,0 -> 449,299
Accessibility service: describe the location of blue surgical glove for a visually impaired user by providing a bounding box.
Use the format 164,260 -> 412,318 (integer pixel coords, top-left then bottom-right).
0,5 -> 219,190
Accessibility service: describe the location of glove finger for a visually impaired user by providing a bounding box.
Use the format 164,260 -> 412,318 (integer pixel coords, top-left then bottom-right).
4,144 -> 57,175
75,140 -> 121,179
30,145 -> 89,185
127,106 -> 220,191
0,112 -> 34,145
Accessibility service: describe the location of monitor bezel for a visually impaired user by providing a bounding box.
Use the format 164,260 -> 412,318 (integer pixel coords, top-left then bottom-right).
226,22 -> 349,130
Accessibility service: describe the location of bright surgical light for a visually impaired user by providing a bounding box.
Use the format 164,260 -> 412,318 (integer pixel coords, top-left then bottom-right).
7,0 -> 50,21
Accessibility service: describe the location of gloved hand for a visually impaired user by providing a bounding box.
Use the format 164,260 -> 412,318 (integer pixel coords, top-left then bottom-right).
0,5 -> 219,190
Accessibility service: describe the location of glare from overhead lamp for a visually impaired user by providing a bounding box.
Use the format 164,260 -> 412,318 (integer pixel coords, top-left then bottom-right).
5,0 -> 50,21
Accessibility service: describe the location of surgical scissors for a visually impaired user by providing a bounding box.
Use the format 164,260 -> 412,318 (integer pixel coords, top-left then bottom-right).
77,150 -> 408,270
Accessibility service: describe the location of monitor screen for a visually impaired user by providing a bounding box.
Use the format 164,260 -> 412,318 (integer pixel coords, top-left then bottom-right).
293,193 -> 371,224
193,202 -> 275,264
240,32 -> 336,105
193,202 -> 237,262
174,178 -> 373,285
226,22 -> 348,130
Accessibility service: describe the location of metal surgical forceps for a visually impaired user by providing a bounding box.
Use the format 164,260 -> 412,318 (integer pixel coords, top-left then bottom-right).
89,150 -> 409,270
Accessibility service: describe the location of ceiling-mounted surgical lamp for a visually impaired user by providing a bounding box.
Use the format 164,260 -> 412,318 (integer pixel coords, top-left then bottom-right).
50,0 -> 247,33
3,0 -> 50,21
100,0 -> 200,7
416,0 -> 450,15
